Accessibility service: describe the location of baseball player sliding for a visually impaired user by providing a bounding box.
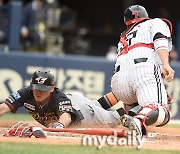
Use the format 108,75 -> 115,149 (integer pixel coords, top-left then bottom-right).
111,5 -> 175,138
0,69 -> 121,129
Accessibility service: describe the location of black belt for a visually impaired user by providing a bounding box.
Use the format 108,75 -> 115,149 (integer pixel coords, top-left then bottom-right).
134,58 -> 148,64
115,58 -> 148,73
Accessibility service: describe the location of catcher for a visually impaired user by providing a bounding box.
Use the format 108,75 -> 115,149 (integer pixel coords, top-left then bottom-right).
0,69 -> 121,129
110,5 -> 174,139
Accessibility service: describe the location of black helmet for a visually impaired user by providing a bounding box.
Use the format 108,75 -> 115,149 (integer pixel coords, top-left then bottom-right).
124,5 -> 149,26
30,69 -> 55,91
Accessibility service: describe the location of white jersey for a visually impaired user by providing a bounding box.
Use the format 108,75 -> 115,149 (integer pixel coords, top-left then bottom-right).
111,18 -> 172,106
66,93 -> 121,127
115,18 -> 172,72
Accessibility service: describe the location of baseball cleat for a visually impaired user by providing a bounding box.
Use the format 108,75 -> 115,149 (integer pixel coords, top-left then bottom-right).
120,114 -> 143,138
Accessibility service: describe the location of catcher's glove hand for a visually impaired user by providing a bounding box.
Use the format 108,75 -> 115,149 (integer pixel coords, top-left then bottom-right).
51,122 -> 64,128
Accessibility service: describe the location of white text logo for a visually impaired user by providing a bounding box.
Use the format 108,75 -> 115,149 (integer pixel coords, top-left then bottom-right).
35,77 -> 47,84
82,130 -> 145,149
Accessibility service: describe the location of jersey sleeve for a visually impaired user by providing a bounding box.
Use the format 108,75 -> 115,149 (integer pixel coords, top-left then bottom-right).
150,18 -> 172,52
58,98 -> 73,113
150,18 -> 171,38
5,87 -> 30,113
52,89 -> 74,115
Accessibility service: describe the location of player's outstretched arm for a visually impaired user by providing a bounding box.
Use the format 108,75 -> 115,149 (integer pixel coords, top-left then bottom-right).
51,112 -> 72,128
58,112 -> 72,127
0,103 -> 11,116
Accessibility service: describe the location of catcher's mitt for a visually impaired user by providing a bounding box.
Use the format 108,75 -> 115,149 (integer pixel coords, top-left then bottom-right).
3,122 -> 47,138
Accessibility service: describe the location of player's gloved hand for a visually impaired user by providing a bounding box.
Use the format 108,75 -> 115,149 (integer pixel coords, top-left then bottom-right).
51,122 -> 64,128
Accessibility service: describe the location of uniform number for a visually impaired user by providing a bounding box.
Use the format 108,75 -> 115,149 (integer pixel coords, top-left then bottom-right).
126,30 -> 137,46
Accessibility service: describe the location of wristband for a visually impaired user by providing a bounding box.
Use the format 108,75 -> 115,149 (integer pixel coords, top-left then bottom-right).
52,122 -> 64,128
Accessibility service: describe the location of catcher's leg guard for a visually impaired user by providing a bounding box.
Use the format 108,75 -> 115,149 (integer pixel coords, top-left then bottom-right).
97,92 -> 118,110
134,104 -> 170,127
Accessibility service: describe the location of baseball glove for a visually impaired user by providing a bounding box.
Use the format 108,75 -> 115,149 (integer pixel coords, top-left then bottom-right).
3,122 -> 47,138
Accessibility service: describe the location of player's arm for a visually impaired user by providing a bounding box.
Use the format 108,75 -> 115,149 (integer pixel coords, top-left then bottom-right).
58,112 -> 72,127
52,99 -> 73,128
152,19 -> 175,82
52,112 -> 72,128
156,49 -> 175,82
0,102 -> 11,116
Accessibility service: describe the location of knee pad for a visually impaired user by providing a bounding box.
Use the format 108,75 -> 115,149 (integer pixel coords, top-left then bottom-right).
134,104 -> 170,127
97,92 -> 118,110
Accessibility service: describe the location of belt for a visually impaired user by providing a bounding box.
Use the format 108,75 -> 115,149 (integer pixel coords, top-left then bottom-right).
115,58 -> 148,73
134,58 -> 148,64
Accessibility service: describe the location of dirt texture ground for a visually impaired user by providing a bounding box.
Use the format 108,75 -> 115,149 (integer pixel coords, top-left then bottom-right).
0,119 -> 180,151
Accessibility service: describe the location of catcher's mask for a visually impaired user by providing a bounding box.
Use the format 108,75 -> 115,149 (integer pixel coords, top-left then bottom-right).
30,69 -> 55,91
124,5 -> 149,26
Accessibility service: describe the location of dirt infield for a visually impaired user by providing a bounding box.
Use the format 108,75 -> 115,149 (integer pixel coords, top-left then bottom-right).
0,119 -> 180,151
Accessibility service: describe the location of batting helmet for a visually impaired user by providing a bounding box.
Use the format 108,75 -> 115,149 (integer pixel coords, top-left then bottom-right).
124,5 -> 149,26
30,69 -> 55,91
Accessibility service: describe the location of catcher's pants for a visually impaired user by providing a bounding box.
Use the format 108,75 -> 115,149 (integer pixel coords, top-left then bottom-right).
66,93 -> 121,127
111,62 -> 168,106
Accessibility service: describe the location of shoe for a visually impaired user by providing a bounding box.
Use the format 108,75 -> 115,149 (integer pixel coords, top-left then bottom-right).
120,114 -> 143,138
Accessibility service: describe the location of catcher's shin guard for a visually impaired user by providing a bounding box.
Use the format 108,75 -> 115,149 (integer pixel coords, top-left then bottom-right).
97,92 -> 118,110
133,104 -> 170,127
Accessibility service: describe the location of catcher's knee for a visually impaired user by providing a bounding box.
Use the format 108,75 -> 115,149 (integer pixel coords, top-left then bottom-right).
132,104 -> 170,127
97,92 -> 118,110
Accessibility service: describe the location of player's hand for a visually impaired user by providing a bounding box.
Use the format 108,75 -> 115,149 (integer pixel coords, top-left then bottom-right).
162,64 -> 175,82
51,122 -> 64,128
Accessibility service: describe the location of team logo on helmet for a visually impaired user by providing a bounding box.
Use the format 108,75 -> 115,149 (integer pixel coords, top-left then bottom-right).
132,11 -> 139,19
35,77 -> 47,84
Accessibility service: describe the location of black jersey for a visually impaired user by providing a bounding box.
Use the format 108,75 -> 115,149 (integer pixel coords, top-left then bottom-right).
5,86 -> 75,127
